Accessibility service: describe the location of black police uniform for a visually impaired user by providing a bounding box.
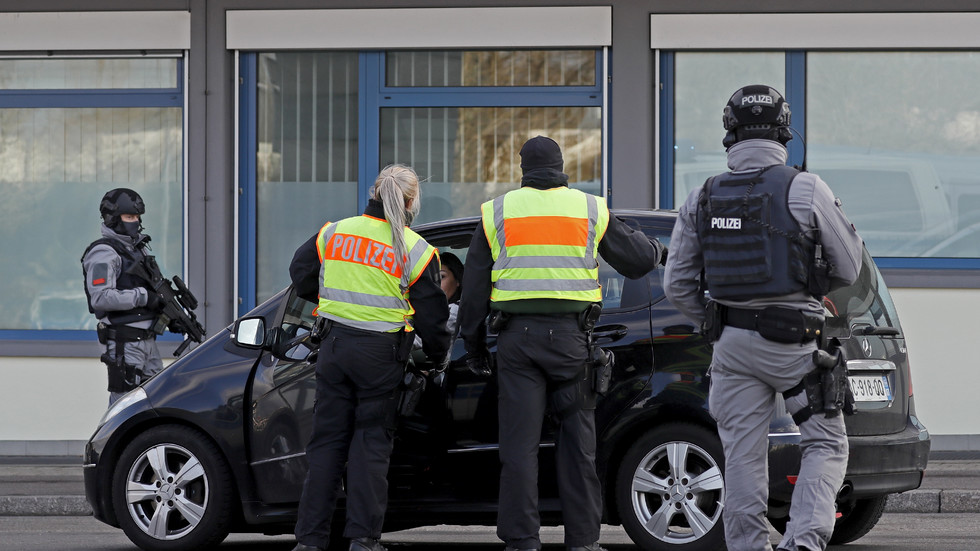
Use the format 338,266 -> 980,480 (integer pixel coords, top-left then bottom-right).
458,137 -> 663,551
289,199 -> 451,551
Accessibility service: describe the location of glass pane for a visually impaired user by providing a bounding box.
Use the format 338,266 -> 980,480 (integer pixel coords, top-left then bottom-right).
671,52 -> 784,207
0,58 -> 177,89
0,107 -> 183,330
808,52 -> 980,258
386,50 -> 596,87
380,106 -> 602,224
256,53 -> 359,303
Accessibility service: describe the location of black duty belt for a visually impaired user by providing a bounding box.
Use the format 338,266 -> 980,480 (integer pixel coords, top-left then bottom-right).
722,305 -> 823,344
330,321 -> 404,342
97,323 -> 156,343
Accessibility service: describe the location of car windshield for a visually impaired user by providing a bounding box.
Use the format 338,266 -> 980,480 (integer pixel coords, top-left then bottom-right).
823,248 -> 902,337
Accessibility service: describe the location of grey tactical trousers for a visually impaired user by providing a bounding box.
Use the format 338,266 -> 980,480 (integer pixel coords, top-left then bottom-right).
708,326 -> 848,551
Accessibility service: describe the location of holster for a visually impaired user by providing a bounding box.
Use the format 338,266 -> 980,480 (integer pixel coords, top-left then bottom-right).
102,350 -> 139,393
591,345 -> 614,395
813,348 -> 856,417
310,316 -> 333,346
487,310 -> 510,334
99,323 -> 151,393
785,345 -> 855,425
397,371 -> 427,417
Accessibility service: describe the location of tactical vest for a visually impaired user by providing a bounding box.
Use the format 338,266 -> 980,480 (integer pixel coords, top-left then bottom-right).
696,164 -> 813,301
80,238 -> 157,324
482,186 -> 609,304
316,215 -> 436,332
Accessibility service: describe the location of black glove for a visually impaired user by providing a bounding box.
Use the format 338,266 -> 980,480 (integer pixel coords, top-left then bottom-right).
426,352 -> 451,374
658,242 -> 669,266
145,291 -> 163,311
465,349 -> 492,377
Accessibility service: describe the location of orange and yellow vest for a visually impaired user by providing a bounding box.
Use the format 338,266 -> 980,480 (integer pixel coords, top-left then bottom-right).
315,215 -> 436,332
481,186 -> 609,304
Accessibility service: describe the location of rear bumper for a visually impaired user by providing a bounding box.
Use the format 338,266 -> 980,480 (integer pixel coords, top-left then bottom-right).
767,413 -> 929,503
844,414 -> 930,498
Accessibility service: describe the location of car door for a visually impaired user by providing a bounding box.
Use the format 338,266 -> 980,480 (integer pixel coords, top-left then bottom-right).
248,290 -> 319,504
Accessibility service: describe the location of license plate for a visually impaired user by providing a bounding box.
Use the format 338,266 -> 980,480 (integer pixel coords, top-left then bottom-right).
848,375 -> 893,402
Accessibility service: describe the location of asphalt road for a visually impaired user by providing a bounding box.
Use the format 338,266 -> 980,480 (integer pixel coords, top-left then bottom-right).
2,514 -> 979,551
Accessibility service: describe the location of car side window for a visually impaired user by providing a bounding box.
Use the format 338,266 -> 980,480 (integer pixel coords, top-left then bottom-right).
273,288 -> 318,380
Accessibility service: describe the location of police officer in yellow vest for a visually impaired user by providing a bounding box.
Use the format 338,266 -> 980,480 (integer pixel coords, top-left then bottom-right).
458,136 -> 664,551
289,165 -> 451,551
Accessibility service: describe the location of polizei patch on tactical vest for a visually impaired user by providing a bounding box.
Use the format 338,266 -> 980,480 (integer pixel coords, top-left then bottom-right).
710,217 -> 742,230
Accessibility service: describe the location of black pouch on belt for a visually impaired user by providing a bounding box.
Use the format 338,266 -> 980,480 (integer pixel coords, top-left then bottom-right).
755,307 -> 815,344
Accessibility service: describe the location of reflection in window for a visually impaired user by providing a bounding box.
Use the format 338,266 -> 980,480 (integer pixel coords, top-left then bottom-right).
256,52 -> 359,302
671,52 -> 785,207
381,106 -> 602,223
0,58 -> 177,89
0,107 -> 182,330
386,50 -> 595,87
808,52 -> 980,258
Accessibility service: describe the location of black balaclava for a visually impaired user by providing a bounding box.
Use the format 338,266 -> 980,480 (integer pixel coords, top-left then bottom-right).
519,135 -> 569,187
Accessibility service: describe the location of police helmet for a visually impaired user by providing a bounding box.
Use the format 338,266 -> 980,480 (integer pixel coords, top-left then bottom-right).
722,85 -> 792,148
100,188 -> 145,229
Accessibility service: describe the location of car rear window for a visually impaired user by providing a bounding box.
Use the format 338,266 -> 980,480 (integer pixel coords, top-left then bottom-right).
823,248 -> 902,337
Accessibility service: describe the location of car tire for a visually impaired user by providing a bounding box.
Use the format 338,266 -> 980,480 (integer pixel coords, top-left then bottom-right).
615,423 -> 726,551
111,425 -> 235,551
828,495 -> 887,545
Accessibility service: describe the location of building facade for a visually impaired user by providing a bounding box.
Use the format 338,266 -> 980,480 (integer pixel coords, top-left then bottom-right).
1,0 -> 978,454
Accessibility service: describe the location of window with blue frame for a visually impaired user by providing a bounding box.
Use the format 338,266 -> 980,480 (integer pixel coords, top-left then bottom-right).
0,57 -> 184,336
242,49 -> 603,310
661,50 -> 980,268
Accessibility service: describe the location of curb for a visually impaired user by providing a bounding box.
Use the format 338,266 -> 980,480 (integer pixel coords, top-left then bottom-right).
885,489 -> 980,514
0,496 -> 92,516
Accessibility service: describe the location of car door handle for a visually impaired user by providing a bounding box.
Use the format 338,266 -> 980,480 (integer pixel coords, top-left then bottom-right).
593,325 -> 628,343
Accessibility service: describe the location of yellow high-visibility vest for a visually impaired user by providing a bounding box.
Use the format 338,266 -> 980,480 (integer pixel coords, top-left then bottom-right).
481,186 -> 609,303
315,215 -> 436,332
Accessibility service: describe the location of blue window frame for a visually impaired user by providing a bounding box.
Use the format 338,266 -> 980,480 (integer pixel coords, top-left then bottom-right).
0,57 -> 185,342
238,50 -> 604,314
659,50 -> 980,271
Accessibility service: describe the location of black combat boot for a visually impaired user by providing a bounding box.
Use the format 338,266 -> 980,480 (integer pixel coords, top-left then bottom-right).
567,543 -> 607,551
349,537 -> 387,551
291,544 -> 325,551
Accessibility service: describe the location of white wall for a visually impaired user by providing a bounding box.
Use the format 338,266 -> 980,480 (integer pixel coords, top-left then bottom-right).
0,288 -> 975,451
0,357 -> 108,451
889,288 -> 980,438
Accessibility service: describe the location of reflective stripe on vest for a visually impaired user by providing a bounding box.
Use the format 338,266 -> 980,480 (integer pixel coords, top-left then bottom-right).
316,215 -> 435,332
482,187 -> 609,303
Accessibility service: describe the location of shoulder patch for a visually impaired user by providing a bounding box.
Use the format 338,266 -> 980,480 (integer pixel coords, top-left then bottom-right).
91,263 -> 109,286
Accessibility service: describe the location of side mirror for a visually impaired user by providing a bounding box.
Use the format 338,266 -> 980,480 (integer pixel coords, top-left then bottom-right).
233,317 -> 266,349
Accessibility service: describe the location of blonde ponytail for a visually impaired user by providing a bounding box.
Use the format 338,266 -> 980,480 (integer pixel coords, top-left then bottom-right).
372,164 -> 421,290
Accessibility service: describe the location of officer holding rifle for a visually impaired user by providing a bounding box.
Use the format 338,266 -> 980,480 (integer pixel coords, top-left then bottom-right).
82,188 -> 204,405
663,85 -> 863,551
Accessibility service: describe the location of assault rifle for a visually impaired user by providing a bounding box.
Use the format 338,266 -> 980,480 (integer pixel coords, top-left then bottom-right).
127,237 -> 206,356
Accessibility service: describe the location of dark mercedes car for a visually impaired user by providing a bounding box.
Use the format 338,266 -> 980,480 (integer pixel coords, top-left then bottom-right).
83,210 -> 930,551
